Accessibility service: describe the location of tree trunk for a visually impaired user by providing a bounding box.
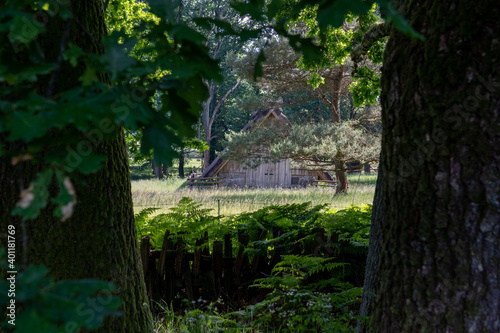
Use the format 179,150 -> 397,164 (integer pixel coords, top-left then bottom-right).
202,82 -> 215,172
369,1 -> 500,331
356,166 -> 383,333
178,149 -> 185,178
323,66 -> 349,193
364,163 -> 371,174
162,164 -> 169,179
153,161 -> 163,180
203,126 -> 212,171
202,79 -> 240,172
334,154 -> 348,193
0,1 -> 153,331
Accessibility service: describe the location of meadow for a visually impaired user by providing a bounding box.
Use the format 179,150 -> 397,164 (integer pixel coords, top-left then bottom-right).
131,172 -> 378,216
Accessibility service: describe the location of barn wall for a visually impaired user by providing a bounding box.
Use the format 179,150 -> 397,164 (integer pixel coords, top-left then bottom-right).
218,161 -> 324,187
218,161 -> 246,186
290,169 -> 317,187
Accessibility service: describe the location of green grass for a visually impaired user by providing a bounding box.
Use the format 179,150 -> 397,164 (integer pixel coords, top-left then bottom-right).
132,172 -> 377,216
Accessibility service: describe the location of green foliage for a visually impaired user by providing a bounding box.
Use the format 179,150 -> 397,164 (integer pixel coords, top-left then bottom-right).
1,0 -> 221,221
135,206 -> 161,240
106,0 -> 160,38
154,298 -> 238,332
136,198 -> 372,258
126,130 -> 208,164
184,138 -> 210,153
233,202 -> 371,332
226,202 -> 324,257
350,66 -> 381,107
135,197 -> 220,250
237,253 -> 362,332
223,0 -> 422,81
322,205 -> 372,248
2,0 -> 416,222
144,199 -> 372,332
223,121 -> 380,170
254,255 -> 346,290
307,72 -> 325,89
377,0 -> 424,40
10,168 -> 53,221
0,249 -> 121,333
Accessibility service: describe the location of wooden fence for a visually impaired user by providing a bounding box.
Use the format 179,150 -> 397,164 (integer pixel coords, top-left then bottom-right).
312,179 -> 337,187
187,177 -> 224,187
139,228 -> 347,305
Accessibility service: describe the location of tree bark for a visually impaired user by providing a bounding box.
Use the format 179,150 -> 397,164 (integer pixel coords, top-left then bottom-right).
334,155 -> 349,193
356,166 -> 383,333
153,161 -> 163,180
0,1 -> 153,331
202,82 -> 215,171
202,79 -> 241,171
369,1 -> 500,331
178,149 -> 185,178
322,66 -> 349,193
364,163 -> 371,174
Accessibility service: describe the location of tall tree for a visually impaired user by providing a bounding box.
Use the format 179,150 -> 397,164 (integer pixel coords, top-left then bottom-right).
1,0 -> 221,330
181,0 -> 248,171
0,1 -> 153,331
369,1 -> 500,331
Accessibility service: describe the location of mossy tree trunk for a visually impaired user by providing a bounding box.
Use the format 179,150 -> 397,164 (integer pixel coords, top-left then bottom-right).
356,166 -> 383,333
369,1 -> 500,331
0,1 -> 153,332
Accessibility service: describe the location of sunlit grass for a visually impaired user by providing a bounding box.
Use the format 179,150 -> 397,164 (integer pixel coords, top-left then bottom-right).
132,172 -> 377,216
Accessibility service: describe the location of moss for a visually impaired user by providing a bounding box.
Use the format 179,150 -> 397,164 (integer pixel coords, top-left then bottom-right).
0,1 -> 153,332
369,0 -> 500,331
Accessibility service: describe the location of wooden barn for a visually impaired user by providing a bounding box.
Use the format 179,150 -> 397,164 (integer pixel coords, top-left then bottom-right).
200,108 -> 333,187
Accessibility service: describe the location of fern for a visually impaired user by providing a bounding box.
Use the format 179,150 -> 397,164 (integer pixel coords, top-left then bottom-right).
134,200 -> 373,332
134,207 -> 160,242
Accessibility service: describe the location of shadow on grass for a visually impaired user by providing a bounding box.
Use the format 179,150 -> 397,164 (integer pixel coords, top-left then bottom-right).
130,162 -> 156,181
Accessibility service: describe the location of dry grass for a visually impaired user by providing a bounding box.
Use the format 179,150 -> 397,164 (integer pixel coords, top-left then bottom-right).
132,173 -> 377,216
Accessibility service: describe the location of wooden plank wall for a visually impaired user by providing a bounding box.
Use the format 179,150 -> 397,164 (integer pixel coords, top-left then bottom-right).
220,160 -> 292,187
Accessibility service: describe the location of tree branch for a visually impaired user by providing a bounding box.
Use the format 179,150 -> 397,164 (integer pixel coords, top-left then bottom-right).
208,78 -> 242,128
351,22 -> 390,71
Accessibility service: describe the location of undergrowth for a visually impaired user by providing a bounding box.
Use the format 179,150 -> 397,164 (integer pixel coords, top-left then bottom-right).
137,199 -> 372,332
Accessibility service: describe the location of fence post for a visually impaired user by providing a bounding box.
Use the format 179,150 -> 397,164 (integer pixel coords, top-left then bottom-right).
213,240 -> 224,296
140,235 -> 151,299
218,198 -> 221,224
157,230 -> 170,280
224,233 -> 234,295
234,232 -> 250,277
251,229 -> 268,274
